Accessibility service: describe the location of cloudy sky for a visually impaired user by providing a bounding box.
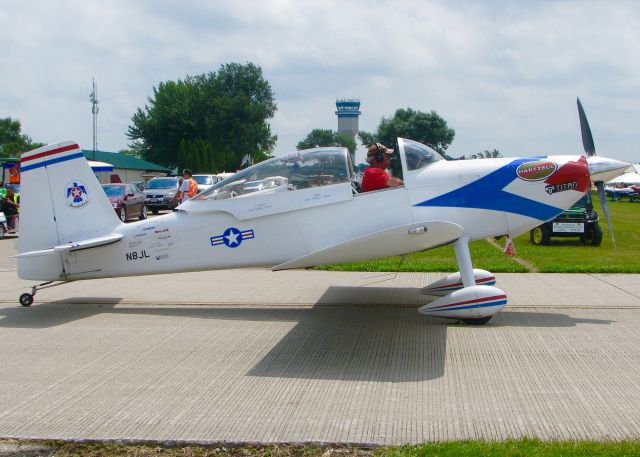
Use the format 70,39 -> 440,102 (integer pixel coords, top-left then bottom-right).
1,0 -> 639,164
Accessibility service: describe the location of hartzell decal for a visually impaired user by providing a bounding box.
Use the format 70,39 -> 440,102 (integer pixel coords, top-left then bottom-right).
516,160 -> 558,181
545,181 -> 578,195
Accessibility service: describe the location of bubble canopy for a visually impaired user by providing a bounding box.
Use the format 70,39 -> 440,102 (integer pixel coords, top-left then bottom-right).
399,138 -> 443,172
196,147 -> 352,201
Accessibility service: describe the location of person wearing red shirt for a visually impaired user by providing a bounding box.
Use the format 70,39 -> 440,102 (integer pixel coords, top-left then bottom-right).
361,143 -> 404,192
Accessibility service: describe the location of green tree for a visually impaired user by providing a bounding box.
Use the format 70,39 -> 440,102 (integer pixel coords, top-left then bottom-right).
458,149 -> 503,160
358,108 -> 455,156
357,131 -> 377,149
127,62 -> 277,171
178,139 -> 194,172
473,149 -> 502,159
118,148 -> 142,159
296,129 -> 357,156
178,138 -> 217,173
196,140 -> 214,173
0,117 -> 44,157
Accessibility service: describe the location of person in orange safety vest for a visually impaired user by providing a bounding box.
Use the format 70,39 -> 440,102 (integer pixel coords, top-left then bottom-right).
174,168 -> 198,204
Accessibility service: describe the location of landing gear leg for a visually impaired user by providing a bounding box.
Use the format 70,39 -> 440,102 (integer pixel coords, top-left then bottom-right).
18,281 -> 68,307
454,237 -> 475,288
455,238 -> 492,325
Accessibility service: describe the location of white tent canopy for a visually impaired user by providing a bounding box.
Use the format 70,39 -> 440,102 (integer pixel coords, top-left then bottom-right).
608,172 -> 640,186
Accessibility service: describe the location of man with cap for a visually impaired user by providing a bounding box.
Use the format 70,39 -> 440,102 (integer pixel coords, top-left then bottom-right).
361,143 -> 404,192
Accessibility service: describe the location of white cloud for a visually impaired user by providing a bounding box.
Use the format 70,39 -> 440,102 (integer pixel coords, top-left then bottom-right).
1,0 -> 638,164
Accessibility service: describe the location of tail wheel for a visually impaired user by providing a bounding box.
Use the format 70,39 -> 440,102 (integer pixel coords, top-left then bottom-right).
151,208 -> 159,215
581,223 -> 603,246
139,205 -> 148,220
530,225 -> 550,245
19,293 -> 34,307
119,207 -> 127,222
0,225 -> 5,240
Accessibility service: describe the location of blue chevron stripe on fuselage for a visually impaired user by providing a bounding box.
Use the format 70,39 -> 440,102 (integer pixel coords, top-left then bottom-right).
414,158 -> 563,221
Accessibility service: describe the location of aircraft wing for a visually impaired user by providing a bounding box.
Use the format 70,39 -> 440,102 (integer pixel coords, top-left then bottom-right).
273,220 -> 463,271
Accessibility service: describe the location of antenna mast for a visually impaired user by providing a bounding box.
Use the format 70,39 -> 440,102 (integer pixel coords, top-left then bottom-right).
90,78 -> 99,152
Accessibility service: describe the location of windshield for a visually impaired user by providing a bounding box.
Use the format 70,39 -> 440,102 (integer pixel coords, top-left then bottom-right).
402,139 -> 443,171
102,185 -> 125,197
146,178 -> 178,189
197,147 -> 350,201
193,175 -> 213,185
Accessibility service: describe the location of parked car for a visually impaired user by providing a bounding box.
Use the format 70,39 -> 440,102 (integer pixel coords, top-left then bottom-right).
216,172 -> 235,180
143,177 -> 181,214
131,181 -> 145,192
529,192 -> 602,246
102,183 -> 147,222
192,174 -> 221,194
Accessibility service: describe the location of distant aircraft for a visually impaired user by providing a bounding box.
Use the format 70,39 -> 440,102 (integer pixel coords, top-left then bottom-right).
13,100 -> 628,324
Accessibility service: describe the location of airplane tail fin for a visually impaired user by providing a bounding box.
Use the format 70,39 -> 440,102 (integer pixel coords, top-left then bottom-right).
17,141 -> 121,277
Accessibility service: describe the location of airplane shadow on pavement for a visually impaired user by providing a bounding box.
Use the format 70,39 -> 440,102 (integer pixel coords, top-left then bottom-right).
246,286 -> 614,382
0,298 -> 123,329
0,287 -> 614,382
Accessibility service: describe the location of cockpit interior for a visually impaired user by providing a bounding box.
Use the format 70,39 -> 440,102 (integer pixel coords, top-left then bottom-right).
195,138 -> 444,201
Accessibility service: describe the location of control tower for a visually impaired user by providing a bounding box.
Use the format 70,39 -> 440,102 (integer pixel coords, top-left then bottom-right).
335,98 -> 361,139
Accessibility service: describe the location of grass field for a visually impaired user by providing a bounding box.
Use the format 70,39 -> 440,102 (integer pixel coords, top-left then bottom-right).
321,194 -> 640,273
513,198 -> 640,272
3,438 -> 639,456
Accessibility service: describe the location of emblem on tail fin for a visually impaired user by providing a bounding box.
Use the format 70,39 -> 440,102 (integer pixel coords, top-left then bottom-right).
65,181 -> 90,208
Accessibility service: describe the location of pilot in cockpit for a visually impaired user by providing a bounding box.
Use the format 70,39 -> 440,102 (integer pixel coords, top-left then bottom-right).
361,143 -> 404,192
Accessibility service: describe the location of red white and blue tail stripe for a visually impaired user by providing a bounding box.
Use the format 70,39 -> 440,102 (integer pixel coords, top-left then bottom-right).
20,142 -> 84,173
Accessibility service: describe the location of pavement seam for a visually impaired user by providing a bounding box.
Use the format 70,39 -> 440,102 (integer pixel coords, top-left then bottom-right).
587,273 -> 640,300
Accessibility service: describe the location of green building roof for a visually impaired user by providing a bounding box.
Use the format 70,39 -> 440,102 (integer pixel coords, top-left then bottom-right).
82,150 -> 171,173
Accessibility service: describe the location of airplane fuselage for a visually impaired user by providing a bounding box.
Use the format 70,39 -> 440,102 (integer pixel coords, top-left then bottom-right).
19,154 -> 590,281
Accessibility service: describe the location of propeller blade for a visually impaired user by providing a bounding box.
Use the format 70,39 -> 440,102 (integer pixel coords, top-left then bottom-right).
595,181 -> 615,245
577,98 -> 596,156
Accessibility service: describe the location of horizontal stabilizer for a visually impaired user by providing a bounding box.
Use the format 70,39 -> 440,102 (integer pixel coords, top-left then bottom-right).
14,234 -> 123,258
273,220 -> 463,271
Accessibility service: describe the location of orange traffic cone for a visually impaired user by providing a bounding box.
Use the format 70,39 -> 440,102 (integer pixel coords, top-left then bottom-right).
504,237 -> 515,256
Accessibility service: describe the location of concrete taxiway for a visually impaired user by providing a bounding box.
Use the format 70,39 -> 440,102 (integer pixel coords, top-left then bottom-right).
0,237 -> 639,444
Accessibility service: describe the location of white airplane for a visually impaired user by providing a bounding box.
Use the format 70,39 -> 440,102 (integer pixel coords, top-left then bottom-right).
13,100 -> 628,324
